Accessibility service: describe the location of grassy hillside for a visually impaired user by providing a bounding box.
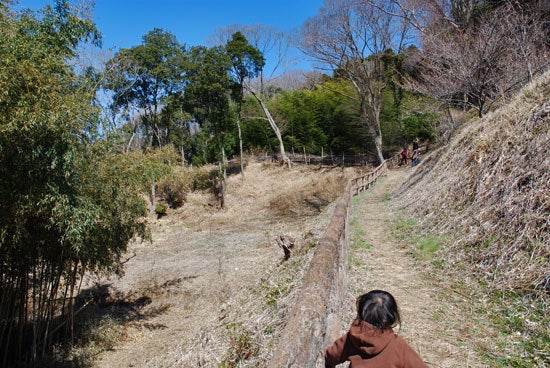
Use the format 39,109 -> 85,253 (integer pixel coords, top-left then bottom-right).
396,71 -> 549,293
394,71 -> 549,365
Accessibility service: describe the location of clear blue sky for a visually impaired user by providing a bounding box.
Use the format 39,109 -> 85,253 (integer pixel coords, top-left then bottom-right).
16,0 -> 325,72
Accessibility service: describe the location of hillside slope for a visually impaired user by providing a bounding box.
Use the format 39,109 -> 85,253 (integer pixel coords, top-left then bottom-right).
395,71 -> 549,294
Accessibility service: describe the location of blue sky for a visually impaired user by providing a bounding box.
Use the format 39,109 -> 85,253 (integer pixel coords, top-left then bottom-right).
17,0 -> 325,73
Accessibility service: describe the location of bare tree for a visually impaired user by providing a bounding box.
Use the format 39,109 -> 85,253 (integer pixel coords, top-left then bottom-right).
245,82 -> 292,168
402,1 -> 549,117
300,0 -> 411,164
387,0 -> 481,32
209,24 -> 293,82
264,69 -> 327,91
497,1 -> 549,83
211,26 -> 293,168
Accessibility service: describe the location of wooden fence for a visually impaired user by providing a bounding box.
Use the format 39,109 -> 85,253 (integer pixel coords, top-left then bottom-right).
267,160 -> 389,368
253,152 -> 380,167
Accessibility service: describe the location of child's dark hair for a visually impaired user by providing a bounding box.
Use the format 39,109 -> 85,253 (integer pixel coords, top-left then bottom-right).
356,290 -> 401,329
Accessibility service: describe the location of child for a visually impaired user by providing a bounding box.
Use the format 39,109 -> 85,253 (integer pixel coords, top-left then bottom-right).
399,148 -> 408,166
411,149 -> 420,167
325,290 -> 428,368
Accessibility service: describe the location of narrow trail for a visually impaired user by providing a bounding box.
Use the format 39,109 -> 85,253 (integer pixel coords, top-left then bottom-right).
342,168 -> 486,368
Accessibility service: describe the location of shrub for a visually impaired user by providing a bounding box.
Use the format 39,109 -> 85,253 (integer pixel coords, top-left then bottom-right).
155,203 -> 167,218
189,167 -> 215,191
157,176 -> 188,208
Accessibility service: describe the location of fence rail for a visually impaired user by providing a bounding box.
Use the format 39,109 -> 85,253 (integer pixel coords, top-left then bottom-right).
252,152 -> 380,167
267,160 -> 389,368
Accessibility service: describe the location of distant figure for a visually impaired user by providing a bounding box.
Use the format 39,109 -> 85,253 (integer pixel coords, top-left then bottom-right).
411,149 -> 420,167
399,147 -> 408,166
325,290 -> 428,368
412,140 -> 419,151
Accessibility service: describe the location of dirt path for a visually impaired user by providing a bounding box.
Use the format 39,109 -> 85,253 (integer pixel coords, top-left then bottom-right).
343,167 -> 486,368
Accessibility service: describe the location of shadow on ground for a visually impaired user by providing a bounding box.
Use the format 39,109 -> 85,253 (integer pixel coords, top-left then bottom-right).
12,279 -> 182,368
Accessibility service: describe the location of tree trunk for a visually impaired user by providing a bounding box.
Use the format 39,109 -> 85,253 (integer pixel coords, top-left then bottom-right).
361,99 -> 385,165
236,119 -> 245,178
126,131 -> 136,154
247,88 -> 291,168
219,147 -> 227,208
373,134 -> 384,165
150,182 -> 156,213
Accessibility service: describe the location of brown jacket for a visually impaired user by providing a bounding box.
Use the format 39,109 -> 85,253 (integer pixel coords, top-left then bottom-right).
325,319 -> 428,368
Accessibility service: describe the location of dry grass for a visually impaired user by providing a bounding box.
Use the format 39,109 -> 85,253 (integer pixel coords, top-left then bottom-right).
174,161 -> 367,229
395,71 -> 549,294
59,279 -> 181,367
188,162 -> 366,366
393,71 -> 549,366
264,167 -> 353,216
215,249 -> 314,367
77,160 -> 369,368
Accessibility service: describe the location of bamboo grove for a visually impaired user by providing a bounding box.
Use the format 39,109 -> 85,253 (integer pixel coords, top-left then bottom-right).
0,2 -> 149,364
